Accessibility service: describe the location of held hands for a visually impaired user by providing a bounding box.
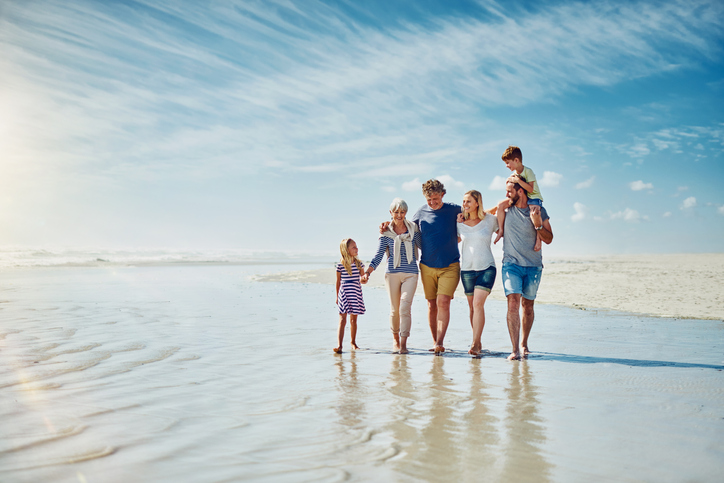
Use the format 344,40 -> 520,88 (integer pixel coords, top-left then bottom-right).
360,273 -> 369,284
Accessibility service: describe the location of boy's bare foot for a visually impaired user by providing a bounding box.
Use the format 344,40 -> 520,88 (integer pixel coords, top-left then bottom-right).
333,347 -> 342,353
434,345 -> 445,354
533,238 -> 542,252
507,351 -> 521,361
351,343 -> 360,350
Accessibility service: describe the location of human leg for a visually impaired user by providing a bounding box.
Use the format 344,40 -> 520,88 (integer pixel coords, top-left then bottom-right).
469,288 -> 490,356
385,273 -> 403,352
521,297 -> 535,355
335,313 -> 347,353
433,263 -> 461,353
398,273 -> 418,354
349,314 -> 359,350
506,294 -> 522,360
420,264 -> 439,347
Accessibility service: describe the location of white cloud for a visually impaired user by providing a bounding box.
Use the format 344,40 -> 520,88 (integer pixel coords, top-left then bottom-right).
630,180 -> 653,191
402,178 -> 421,192
681,197 -> 697,209
610,208 -> 647,223
663,211 -> 672,218
575,176 -> 595,189
381,185 -> 396,193
488,175 -> 507,191
718,206 -> 724,216
571,202 -> 587,222
435,175 -> 465,191
629,143 -> 651,158
538,171 -> 562,188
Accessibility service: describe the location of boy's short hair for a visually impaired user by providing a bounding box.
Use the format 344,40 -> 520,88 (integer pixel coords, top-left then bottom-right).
422,179 -> 446,196
502,145 -> 522,161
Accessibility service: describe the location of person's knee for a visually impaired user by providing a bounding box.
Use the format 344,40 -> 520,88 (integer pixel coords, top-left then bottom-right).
507,294 -> 521,307
522,298 -> 535,314
437,296 -> 451,310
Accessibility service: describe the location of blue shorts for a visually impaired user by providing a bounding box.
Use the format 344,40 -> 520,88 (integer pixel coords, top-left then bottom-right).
460,266 -> 496,296
502,263 -> 542,300
527,198 -> 543,207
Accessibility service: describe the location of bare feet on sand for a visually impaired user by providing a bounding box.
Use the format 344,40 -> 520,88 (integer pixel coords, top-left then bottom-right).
392,341 -> 401,353
351,343 -> 360,350
521,345 -> 530,356
434,345 -> 445,354
507,351 -> 521,361
400,347 -> 409,354
333,347 -> 342,354
468,343 -> 481,356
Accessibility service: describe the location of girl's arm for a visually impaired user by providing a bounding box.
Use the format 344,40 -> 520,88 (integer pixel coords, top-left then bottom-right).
335,271 -> 341,304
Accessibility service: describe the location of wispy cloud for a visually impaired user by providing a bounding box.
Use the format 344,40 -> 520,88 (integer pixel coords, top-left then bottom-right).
718,206 -> 724,215
681,196 -> 697,209
611,208 -> 648,223
539,171 -> 563,188
575,176 -> 595,189
402,178 -> 421,192
571,202 -> 587,222
488,175 -> 507,191
630,180 -> 654,191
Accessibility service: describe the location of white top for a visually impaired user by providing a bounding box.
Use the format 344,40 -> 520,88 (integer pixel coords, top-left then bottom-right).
457,215 -> 498,271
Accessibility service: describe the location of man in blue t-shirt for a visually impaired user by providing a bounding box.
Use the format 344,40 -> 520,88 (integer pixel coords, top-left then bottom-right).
411,179 -> 461,353
500,178 -> 553,360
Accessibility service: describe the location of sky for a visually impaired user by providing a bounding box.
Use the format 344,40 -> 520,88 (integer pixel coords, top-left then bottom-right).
1,0 -> 723,257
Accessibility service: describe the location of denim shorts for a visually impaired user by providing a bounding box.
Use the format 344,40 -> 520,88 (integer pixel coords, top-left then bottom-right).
527,198 -> 543,207
502,262 -> 542,300
460,266 -> 496,296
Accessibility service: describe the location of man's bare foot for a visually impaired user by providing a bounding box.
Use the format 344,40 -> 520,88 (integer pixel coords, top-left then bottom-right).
434,345 -> 445,354
351,343 -> 360,350
522,345 -> 530,355
333,347 -> 342,353
507,351 -> 520,361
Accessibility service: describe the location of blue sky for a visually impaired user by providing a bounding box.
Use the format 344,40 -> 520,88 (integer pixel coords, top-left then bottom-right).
1,0 -> 723,257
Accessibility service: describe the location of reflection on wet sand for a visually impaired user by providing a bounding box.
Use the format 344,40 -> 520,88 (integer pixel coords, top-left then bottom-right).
460,361 -> 500,479
503,361 -> 553,481
334,352 -> 366,429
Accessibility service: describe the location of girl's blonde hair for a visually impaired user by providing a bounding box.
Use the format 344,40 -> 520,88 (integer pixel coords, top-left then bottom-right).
340,238 -> 363,276
463,190 -> 486,220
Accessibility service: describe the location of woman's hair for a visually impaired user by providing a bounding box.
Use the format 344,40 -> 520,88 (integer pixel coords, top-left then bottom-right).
389,198 -> 408,213
463,190 -> 486,220
339,238 -> 363,276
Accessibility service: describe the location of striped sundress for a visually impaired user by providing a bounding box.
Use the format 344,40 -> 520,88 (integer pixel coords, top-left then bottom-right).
336,261 -> 366,315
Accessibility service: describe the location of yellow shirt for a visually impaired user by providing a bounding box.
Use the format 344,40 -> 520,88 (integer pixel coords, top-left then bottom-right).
520,166 -> 542,201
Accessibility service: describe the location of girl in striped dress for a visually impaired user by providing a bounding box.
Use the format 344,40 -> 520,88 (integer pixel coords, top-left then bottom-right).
334,238 -> 367,353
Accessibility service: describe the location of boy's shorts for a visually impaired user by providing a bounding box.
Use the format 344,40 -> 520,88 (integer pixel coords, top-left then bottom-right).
527,198 -> 543,207
502,262 -> 542,300
420,262 -> 460,300
460,266 -> 496,296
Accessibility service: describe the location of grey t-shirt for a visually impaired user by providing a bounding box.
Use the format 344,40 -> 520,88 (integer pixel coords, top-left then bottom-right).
502,205 -> 550,268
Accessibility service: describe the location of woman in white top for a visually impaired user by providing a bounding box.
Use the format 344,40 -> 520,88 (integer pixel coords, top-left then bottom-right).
457,190 -> 499,356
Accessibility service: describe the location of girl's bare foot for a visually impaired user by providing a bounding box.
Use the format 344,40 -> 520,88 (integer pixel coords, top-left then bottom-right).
351,343 -> 360,350
333,347 -> 343,353
507,351 -> 520,361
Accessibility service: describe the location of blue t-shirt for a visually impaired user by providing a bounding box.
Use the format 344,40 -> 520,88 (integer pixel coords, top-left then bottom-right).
412,202 -> 461,268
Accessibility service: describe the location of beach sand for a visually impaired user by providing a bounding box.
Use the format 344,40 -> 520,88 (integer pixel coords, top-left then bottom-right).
259,253 -> 724,320
1,262 -> 723,482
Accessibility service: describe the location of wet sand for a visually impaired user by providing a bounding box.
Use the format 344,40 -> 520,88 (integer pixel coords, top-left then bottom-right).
260,253 -> 724,320
1,264 -> 723,482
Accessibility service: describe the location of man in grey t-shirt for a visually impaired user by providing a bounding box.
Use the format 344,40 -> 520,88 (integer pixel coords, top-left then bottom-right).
500,179 -> 553,360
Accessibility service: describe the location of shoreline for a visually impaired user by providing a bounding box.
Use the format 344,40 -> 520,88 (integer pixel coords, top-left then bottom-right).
255,253 -> 724,321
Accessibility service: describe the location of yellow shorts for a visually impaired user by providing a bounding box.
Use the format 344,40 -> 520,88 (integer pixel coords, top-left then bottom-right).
420,262 -> 460,300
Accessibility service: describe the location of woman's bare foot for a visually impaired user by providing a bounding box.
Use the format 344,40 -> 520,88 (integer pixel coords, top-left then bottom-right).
333,347 -> 343,353
468,343 -> 481,356
507,351 -> 520,361
392,341 -> 401,353
434,345 -> 445,354
400,347 -> 409,354
351,343 -> 360,350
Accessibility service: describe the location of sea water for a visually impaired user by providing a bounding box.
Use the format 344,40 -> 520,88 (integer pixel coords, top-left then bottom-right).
1,261 -> 723,482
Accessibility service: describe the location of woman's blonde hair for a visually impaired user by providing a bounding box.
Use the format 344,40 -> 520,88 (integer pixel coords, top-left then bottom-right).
340,238 -> 363,276
463,190 -> 486,220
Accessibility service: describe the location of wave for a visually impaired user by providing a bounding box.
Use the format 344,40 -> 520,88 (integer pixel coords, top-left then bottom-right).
0,247 -> 336,268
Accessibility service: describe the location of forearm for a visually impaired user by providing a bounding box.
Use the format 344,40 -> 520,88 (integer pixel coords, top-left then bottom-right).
537,221 -> 553,244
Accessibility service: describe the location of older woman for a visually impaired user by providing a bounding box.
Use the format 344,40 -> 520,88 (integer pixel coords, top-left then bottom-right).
457,190 -> 498,356
365,198 -> 422,354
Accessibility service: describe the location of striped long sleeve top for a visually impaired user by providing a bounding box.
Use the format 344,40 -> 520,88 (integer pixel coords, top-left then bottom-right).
369,230 -> 422,274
